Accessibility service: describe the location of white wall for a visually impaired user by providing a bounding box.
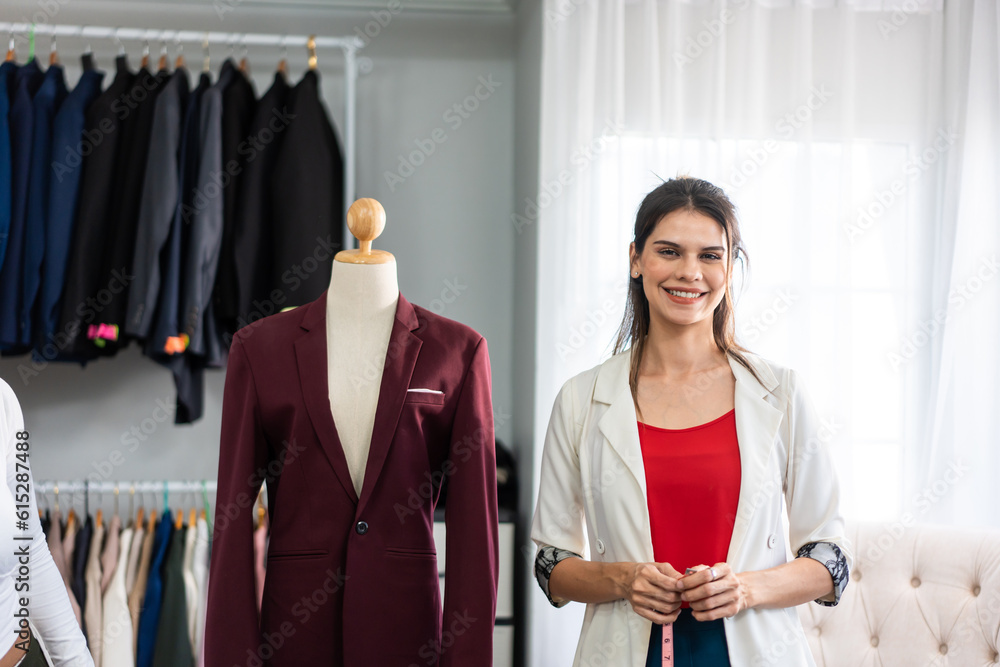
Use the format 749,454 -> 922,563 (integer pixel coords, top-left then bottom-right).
0,1 -> 516,499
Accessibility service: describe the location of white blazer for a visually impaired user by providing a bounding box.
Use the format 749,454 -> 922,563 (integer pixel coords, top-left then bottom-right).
531,349 -> 851,667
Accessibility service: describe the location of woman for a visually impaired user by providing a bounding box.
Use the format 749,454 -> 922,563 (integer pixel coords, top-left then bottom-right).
531,177 -> 850,667
0,378 -> 94,666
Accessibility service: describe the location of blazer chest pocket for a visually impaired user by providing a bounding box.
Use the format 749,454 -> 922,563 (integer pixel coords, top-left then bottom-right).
268,549 -> 328,561
404,390 -> 446,406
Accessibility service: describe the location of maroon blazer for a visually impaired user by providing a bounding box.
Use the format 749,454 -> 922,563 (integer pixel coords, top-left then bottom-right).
205,291 -> 498,666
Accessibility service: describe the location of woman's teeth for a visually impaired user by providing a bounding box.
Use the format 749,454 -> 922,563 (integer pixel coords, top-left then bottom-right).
666,289 -> 702,299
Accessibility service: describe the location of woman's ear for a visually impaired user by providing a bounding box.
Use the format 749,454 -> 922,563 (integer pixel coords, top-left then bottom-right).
629,241 -> 639,276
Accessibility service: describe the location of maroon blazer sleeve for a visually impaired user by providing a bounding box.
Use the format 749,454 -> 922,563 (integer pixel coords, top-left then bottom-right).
205,333 -> 268,665
441,337 -> 499,667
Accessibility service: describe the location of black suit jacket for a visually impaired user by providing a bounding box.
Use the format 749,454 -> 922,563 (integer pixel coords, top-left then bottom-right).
270,69 -> 344,307
233,71 -> 290,329
58,56 -> 136,361
212,64 -> 257,339
96,66 -> 169,354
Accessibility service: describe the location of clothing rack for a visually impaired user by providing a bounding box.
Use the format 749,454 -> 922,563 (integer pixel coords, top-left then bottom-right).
0,21 -> 363,249
34,480 -> 220,524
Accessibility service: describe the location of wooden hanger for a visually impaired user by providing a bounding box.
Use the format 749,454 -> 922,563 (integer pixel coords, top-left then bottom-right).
188,507 -> 196,528
5,31 -> 14,62
335,199 -> 395,265
135,506 -> 145,532
307,35 -> 317,70
158,38 -> 168,71
48,33 -> 58,66
141,38 -> 150,69
239,35 -> 249,73
174,37 -> 185,69
147,508 -> 157,532
174,508 -> 184,530
95,507 -> 103,528
277,36 -> 287,77
202,34 -> 210,73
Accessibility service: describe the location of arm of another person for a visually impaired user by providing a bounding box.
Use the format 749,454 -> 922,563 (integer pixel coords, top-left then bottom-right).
679,369 -> 851,620
530,380 -> 683,624
1,381 -> 94,666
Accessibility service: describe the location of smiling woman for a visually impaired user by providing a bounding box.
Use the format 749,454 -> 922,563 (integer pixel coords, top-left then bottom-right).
530,176 -> 852,667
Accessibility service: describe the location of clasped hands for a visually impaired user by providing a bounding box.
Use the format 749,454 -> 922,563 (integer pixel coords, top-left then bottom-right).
622,562 -> 749,624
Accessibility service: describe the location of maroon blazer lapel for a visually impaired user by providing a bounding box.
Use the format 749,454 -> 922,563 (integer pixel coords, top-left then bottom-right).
357,293 -> 422,515
294,291 -> 424,510
294,292 -> 358,503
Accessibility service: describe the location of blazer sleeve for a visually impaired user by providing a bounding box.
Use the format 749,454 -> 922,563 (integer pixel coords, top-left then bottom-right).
529,378 -> 588,605
440,337 -> 499,667
783,370 -> 853,590
204,334 -> 269,665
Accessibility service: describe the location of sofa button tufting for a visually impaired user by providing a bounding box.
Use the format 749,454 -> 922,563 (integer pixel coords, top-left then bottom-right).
871,637 -> 879,647
911,577 -> 921,588
992,650 -> 998,662
974,585 -> 981,596
854,571 -> 862,582
814,628 -> 821,636
939,644 -> 948,655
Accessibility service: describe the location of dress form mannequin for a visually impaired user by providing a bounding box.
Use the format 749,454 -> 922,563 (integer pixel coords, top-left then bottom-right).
326,199 -> 398,496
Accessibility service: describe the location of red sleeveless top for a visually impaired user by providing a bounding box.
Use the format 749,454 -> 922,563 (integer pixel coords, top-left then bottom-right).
638,409 -> 741,606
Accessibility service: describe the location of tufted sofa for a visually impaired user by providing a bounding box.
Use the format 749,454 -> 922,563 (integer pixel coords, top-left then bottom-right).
797,522 -> 1000,666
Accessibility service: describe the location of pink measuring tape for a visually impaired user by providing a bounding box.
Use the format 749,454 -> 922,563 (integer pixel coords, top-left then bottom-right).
661,623 -> 674,666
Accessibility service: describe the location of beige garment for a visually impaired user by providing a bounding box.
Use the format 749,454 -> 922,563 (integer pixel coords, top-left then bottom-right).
84,518 -> 106,665
61,513 -> 78,585
101,515 -> 122,593
102,527 -> 135,667
124,524 -> 145,597
190,518 -> 209,661
181,523 -> 198,657
46,509 -> 83,628
127,521 -> 155,656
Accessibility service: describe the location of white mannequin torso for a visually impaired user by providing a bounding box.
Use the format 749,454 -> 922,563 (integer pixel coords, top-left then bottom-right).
325,259 -> 399,496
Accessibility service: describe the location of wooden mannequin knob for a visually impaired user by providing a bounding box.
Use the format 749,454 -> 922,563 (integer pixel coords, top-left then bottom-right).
335,198 -> 395,264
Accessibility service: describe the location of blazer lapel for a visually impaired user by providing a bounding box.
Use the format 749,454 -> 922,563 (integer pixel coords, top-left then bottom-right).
596,352 -> 648,499
357,294 -> 423,515
726,354 -> 784,564
295,293 -> 358,504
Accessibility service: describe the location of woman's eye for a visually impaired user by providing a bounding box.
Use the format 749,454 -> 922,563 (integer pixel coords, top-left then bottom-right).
658,249 -> 678,256
702,253 -> 721,260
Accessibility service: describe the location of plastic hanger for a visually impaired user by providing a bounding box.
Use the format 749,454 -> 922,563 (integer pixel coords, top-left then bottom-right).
202,34 -> 210,73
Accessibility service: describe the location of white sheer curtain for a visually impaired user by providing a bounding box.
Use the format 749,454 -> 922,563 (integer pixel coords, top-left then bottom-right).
529,0 -> 999,664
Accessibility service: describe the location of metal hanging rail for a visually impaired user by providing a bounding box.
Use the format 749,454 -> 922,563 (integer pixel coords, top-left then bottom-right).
0,21 -> 362,248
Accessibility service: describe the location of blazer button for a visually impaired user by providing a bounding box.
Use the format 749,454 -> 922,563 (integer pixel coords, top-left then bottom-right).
596,539 -> 605,554
767,534 -> 777,549
356,521 -> 369,535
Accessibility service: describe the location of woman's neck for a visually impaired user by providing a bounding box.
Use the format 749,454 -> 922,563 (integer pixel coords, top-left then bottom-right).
640,316 -> 726,378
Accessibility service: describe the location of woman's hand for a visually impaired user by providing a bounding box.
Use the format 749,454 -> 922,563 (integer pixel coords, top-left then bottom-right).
678,563 -> 750,621
620,562 -> 684,624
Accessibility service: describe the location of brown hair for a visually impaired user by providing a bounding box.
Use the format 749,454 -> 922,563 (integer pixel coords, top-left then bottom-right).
612,176 -> 767,408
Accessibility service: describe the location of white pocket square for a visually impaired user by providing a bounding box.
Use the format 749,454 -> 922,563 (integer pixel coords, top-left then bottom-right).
407,388 -> 444,395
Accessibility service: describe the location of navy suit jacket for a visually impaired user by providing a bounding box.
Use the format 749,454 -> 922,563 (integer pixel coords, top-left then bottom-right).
205,292 -> 499,666
0,59 -> 43,352
22,62 -> 68,352
0,61 -> 17,276
36,57 -> 104,362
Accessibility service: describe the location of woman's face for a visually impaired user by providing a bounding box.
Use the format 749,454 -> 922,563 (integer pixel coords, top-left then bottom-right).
630,208 -> 730,330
